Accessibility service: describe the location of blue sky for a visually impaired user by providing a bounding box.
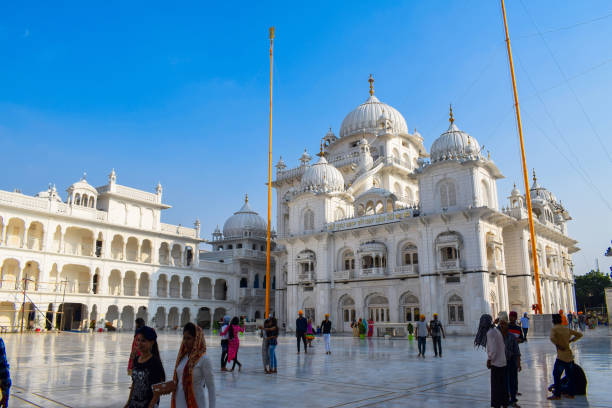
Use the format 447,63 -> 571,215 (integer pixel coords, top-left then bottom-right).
1,1 -> 610,276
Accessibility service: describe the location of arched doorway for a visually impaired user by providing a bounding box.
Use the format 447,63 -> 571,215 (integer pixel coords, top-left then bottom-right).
197,307 -> 211,329
180,308 -> 191,327
136,306 -> 148,324
339,295 -> 356,332
399,292 -> 420,323
154,307 -> 166,329
366,294 -> 389,323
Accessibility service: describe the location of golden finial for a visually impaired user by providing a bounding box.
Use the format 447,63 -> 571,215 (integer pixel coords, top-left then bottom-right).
487,150 -> 491,159
449,104 -> 455,125
368,74 -> 374,96
532,168 -> 537,182
269,27 -> 275,40
317,140 -> 325,157
245,193 -> 249,203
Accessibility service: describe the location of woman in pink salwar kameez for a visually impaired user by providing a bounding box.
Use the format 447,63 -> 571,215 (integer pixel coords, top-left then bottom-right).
227,317 -> 244,372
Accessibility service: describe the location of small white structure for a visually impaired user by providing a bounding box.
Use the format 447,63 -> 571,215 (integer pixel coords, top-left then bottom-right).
272,79 -> 579,334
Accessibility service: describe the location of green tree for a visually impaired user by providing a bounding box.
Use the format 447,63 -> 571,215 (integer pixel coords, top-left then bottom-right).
574,270 -> 612,312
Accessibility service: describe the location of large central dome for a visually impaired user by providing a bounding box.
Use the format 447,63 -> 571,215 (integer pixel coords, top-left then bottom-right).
340,95 -> 408,138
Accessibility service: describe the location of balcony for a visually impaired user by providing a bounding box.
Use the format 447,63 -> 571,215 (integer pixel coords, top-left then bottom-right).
333,269 -> 356,280
360,267 -> 386,277
436,260 -> 463,274
298,272 -> 313,282
393,265 -> 419,276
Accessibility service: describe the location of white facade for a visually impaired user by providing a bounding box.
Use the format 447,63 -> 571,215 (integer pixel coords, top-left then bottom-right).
0,170 -> 235,332
272,82 -> 579,334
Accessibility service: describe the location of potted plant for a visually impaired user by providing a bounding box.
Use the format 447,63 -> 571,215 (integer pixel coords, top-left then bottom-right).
212,320 -> 220,335
407,323 -> 414,340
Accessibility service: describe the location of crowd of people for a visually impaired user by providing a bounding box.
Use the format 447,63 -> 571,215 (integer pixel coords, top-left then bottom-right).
475,310 -> 586,408
0,306 -> 598,408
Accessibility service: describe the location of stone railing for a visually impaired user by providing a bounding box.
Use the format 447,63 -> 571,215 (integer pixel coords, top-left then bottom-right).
392,265 -> 419,276
436,260 -> 463,273
298,272 -> 313,282
160,223 -> 198,238
275,166 -> 308,182
360,267 -> 386,277
326,207 -> 417,232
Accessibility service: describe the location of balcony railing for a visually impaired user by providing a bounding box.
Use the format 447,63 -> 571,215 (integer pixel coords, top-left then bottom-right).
437,260 -> 462,273
393,265 -> 419,275
360,267 -> 386,277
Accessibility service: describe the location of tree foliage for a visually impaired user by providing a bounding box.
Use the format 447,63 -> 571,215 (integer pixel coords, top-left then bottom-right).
575,270 -> 612,311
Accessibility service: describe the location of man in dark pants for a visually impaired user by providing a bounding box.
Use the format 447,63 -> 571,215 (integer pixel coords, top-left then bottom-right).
220,315 -> 231,371
296,310 -> 308,354
548,313 -> 583,400
429,313 -> 445,357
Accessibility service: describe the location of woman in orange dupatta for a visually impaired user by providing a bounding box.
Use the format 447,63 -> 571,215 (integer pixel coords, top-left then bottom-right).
170,323 -> 216,408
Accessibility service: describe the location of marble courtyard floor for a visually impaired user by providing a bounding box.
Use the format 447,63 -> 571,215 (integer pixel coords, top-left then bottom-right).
4,328 -> 611,407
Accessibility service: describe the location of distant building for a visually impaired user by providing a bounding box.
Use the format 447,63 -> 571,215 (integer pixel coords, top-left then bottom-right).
272,79 -> 578,334
0,170 -> 238,332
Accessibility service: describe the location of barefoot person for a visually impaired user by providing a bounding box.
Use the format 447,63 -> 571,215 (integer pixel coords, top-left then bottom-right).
227,317 -> 245,372
429,313 -> 445,357
170,323 -> 215,408
475,314 -> 508,408
219,316 -> 231,371
124,326 -> 166,408
321,314 -> 332,355
296,310 -> 308,354
415,315 -> 429,358
268,317 -> 279,374
258,318 -> 271,373
548,313 -> 583,400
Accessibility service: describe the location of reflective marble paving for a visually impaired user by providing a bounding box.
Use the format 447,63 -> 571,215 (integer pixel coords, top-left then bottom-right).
4,328 -> 612,407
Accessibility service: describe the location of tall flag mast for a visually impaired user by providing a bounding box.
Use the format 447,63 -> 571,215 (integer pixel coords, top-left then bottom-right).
500,0 -> 543,314
265,27 -> 275,318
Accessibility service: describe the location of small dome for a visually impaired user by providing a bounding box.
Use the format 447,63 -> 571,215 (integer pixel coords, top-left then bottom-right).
430,121 -> 481,163
300,155 -> 344,193
67,173 -> 98,195
340,95 -> 408,138
511,183 -> 521,197
222,196 -> 267,239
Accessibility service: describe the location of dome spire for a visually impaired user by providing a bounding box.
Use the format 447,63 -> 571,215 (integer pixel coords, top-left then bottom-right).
368,74 -> 374,96
449,104 -> 455,125
532,168 -> 537,183
245,193 -> 249,203
317,140 -> 325,157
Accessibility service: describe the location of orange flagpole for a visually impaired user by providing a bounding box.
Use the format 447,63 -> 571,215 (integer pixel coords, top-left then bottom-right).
501,0 -> 542,314
265,27 -> 274,318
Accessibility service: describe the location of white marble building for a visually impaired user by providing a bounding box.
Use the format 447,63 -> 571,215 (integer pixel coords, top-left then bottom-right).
202,195 -> 275,321
0,170 -> 238,332
272,79 -> 578,334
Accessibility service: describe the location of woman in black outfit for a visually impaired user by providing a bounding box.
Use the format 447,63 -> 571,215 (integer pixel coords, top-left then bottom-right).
124,326 -> 166,408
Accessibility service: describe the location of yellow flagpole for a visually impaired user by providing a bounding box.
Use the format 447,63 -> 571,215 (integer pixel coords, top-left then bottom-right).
501,0 -> 543,314
265,27 -> 274,319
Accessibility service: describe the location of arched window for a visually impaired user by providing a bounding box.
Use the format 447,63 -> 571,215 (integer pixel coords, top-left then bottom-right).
335,207 -> 345,221
481,180 -> 490,207
240,277 -> 247,288
253,274 -> 260,288
404,187 -> 414,204
439,181 -> 457,208
74,194 -> 81,206
448,294 -> 464,324
303,209 -> 314,231
342,250 -> 355,270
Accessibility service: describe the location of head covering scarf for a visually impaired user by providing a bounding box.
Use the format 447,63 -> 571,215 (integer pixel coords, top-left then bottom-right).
136,325 -> 157,341
171,325 -> 207,408
474,314 -> 493,349
223,315 -> 231,324
497,311 -> 508,323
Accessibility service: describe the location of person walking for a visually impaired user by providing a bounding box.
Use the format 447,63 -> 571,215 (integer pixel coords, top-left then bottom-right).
219,316 -> 230,371
296,310 -> 308,354
475,314 -> 508,408
0,338 -> 11,408
500,318 -> 521,408
358,318 -> 366,339
268,317 -> 279,374
227,317 -> 245,372
548,313 -> 583,400
321,314 -> 332,354
429,313 -> 445,357
415,314 -> 429,358
124,326 -> 166,408
508,312 -> 524,343
166,323 -> 215,408
306,318 -> 315,347
259,318 -> 271,373
519,313 -> 529,341
351,319 -> 359,337
128,318 -> 146,376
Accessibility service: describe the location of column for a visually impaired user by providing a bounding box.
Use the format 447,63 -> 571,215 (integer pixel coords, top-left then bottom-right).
135,276 -> 140,297
149,277 -> 155,298
51,304 -> 58,330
